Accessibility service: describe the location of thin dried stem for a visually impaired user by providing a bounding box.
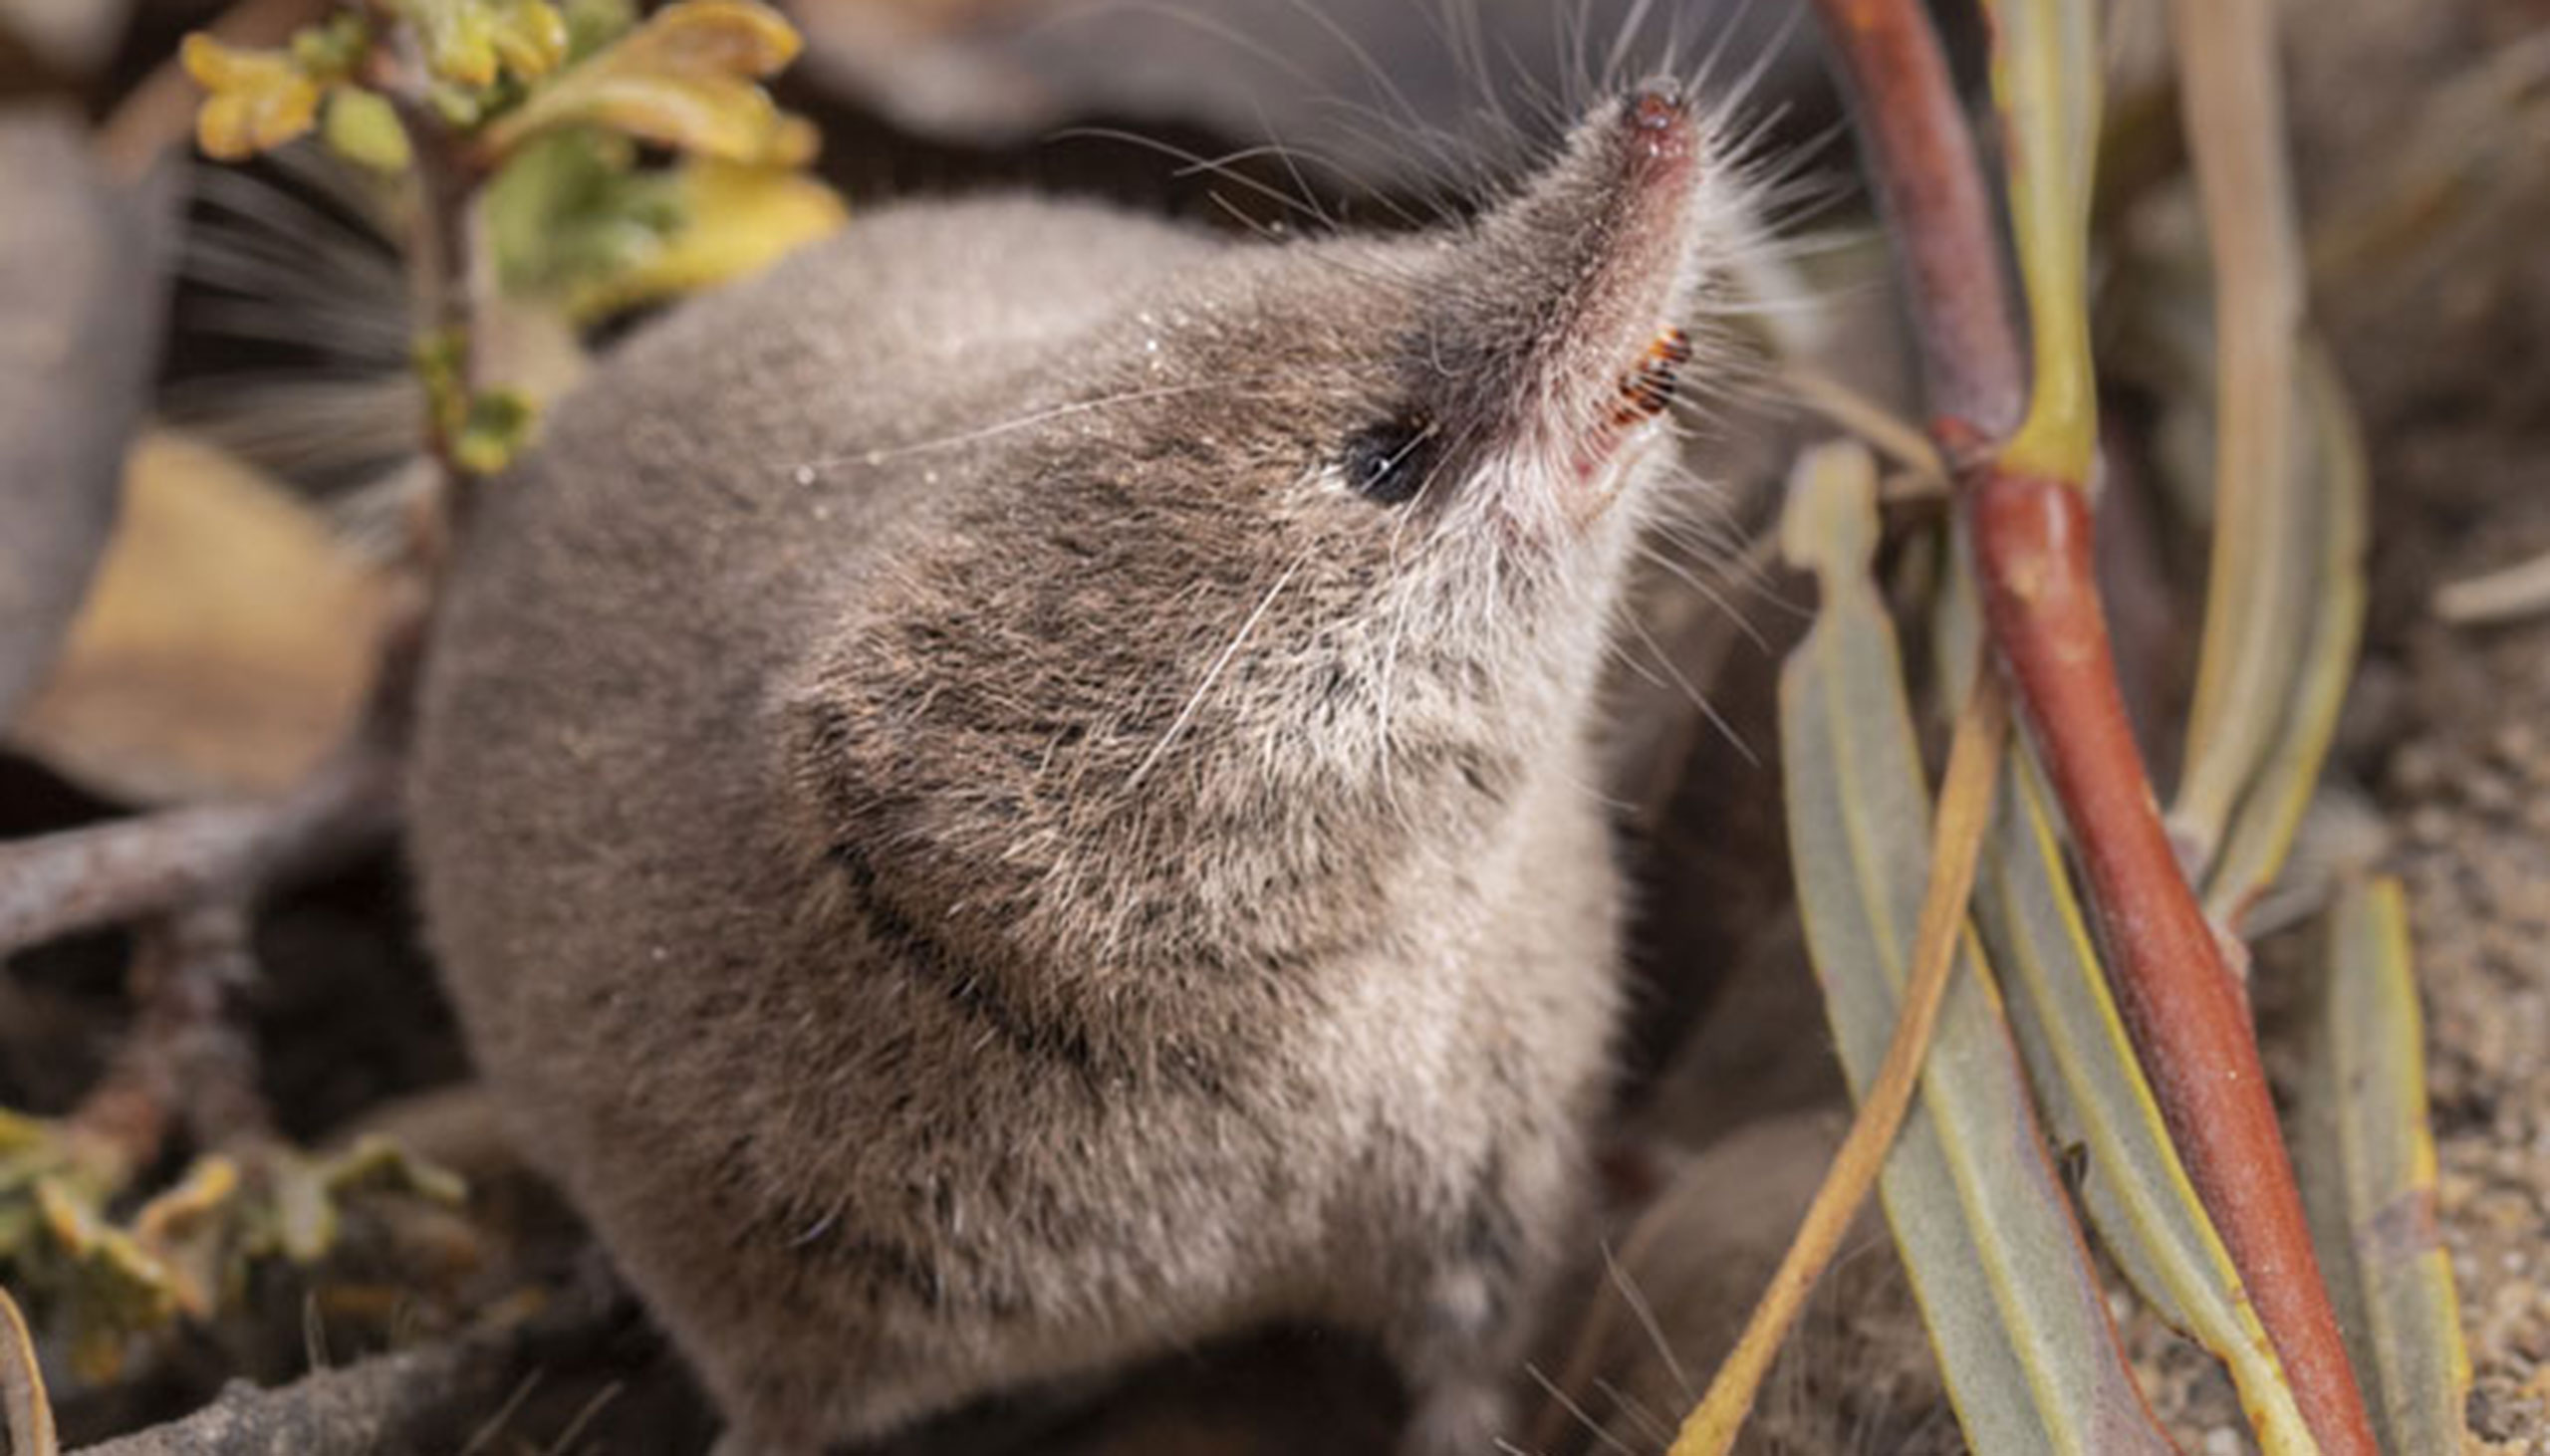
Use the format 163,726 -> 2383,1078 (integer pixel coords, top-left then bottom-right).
1667,674 -> 2009,1456
71,1303 -> 628,1456
69,903 -> 274,1172
0,745 -> 396,961
0,602 -> 419,956
2168,0 -> 2309,868
0,1289 -> 57,1456
2432,548 -> 2550,625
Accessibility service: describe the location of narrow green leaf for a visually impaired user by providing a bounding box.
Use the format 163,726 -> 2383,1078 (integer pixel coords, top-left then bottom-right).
2199,344 -> 2368,923
2108,196 -> 2369,925
2296,879 -> 2471,1456
1977,750 -> 2323,1455
1986,0 -> 2104,482
2167,0 -> 2318,876
1779,441 -> 2176,1456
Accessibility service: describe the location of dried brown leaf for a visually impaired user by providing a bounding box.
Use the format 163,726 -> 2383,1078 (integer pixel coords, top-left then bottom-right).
8,431 -> 391,806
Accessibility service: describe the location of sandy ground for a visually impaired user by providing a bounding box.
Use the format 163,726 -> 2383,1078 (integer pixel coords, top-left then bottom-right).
2289,0 -> 2550,1447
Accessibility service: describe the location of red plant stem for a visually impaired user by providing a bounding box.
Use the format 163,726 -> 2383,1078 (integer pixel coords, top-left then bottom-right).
1972,476 -> 2378,1456
1810,1 -> 2383,1452
1811,0 -> 2023,447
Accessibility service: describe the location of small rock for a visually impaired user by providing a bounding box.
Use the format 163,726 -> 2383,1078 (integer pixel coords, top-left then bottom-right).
2489,721 -> 2541,776
2464,768 -> 2519,816
2393,738 -> 2448,796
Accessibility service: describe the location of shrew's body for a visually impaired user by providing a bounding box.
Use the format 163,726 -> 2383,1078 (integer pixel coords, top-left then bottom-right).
411,90 -> 1735,1455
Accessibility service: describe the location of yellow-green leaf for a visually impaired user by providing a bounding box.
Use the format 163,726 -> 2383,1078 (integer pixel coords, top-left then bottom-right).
398,0 -> 570,89
1986,0 -> 2103,483
321,88 -> 414,172
33,1178 -> 175,1381
2198,344 -> 2369,924
285,13 -> 375,83
563,158 -> 846,320
259,1134 -> 466,1264
481,0 -> 810,164
2168,0 -> 2318,879
0,1111 -> 58,1193
485,126 -> 678,302
265,1146 -> 339,1264
323,1132 -> 469,1208
1777,442 -> 2174,1456
2296,879 -> 2471,1456
561,0 -> 639,59
128,1156 -> 243,1320
453,387 -> 536,475
182,35 -> 323,161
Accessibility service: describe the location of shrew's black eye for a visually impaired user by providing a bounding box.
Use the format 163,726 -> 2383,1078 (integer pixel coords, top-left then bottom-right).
1340,413 -> 1440,506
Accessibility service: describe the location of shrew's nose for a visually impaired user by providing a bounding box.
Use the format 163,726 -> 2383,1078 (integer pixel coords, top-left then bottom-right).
1629,85 -> 1688,131
1623,84 -> 1696,163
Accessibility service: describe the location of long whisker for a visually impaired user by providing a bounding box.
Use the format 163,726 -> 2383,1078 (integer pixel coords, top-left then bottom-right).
1601,1238 -> 1696,1405
1618,604 -> 1759,767
798,380 -> 1292,474
1044,125 -> 1337,226
1522,1360 -> 1643,1456
1590,1375 -> 1675,1450
1128,552 -> 1309,787
1634,538 -> 1770,653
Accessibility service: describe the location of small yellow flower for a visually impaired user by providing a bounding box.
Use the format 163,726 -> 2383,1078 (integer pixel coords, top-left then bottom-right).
181,34 -> 322,161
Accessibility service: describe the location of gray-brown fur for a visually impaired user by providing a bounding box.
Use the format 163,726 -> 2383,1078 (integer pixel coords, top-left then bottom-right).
409,90 -> 1744,1455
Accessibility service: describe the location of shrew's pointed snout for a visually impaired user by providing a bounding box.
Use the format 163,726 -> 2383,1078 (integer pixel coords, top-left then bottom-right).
1621,83 -> 1699,172
1628,83 -> 1689,132
1410,84 -> 1717,525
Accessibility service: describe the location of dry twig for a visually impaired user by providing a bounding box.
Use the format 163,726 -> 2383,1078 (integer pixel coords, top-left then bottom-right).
68,903 -> 274,1170
1668,673 -> 2010,1455
0,735 -> 397,962
71,1306 -> 628,1456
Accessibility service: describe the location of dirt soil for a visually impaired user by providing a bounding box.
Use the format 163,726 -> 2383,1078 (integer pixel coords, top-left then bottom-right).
2287,0 -> 2550,1448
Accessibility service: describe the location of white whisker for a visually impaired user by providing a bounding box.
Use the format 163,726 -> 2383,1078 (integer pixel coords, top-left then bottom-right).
1523,1360 -> 1643,1456
800,381 -> 1286,474
1601,1238 -> 1696,1405
1129,552 -> 1309,787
